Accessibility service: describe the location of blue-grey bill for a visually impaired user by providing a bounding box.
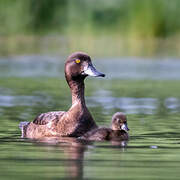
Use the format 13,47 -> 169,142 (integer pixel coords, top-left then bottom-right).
83,64 -> 105,77
121,123 -> 129,131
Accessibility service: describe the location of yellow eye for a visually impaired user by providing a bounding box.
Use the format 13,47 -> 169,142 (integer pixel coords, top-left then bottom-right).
75,59 -> 81,64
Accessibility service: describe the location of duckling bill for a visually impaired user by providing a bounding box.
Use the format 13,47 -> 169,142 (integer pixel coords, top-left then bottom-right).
19,52 -> 105,139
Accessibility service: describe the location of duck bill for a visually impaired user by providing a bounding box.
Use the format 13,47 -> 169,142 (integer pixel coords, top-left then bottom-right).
83,64 -> 105,77
121,123 -> 129,131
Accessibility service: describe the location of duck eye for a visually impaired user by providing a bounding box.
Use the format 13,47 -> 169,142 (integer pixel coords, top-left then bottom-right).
75,59 -> 81,64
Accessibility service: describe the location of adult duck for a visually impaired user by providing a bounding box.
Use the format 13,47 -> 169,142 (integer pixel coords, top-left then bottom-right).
19,52 -> 105,139
80,112 -> 129,141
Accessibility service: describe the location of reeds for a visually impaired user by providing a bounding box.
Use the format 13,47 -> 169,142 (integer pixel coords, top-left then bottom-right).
0,0 -> 180,56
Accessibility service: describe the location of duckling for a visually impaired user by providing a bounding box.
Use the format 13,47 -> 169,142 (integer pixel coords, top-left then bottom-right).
80,112 -> 129,141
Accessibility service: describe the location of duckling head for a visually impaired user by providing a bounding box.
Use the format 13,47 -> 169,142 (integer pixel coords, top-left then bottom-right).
111,112 -> 129,131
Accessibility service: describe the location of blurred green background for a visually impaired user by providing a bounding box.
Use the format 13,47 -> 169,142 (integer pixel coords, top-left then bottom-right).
1,0 -> 180,57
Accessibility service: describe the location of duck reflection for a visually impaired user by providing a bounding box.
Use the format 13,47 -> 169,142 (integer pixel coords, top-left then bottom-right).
60,138 -> 87,179
35,137 -> 87,179
34,136 -> 128,179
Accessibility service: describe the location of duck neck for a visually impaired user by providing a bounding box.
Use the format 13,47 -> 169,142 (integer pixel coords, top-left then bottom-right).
68,79 -> 86,107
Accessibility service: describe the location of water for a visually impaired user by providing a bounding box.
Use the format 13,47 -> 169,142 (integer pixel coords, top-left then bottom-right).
0,55 -> 180,180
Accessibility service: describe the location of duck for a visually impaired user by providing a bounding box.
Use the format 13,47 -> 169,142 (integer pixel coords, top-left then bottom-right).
79,112 -> 129,141
19,52 -> 105,139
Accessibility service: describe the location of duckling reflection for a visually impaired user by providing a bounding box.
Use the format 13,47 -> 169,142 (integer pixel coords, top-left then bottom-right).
79,112 -> 129,141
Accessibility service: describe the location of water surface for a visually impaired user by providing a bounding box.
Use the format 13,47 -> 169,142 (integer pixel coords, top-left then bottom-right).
0,55 -> 180,180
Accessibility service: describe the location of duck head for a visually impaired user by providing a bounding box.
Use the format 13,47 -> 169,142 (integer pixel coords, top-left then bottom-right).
111,112 -> 129,131
65,52 -> 105,81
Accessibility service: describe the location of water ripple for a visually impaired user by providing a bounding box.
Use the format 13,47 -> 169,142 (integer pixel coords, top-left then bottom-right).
0,95 -> 51,107
87,95 -> 180,114
1,55 -> 180,79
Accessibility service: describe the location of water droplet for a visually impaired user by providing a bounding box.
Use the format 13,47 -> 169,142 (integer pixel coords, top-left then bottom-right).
150,145 -> 158,149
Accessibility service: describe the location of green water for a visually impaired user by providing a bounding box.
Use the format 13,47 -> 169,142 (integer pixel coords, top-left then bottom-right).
0,57 -> 180,180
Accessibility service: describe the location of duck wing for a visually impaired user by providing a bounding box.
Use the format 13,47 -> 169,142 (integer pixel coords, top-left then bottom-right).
33,111 -> 65,125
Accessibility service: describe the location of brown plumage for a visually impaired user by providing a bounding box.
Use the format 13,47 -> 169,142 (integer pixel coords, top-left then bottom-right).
80,112 -> 129,141
19,52 -> 105,139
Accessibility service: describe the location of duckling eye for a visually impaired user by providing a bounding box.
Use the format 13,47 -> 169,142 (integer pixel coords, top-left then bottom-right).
75,59 -> 81,64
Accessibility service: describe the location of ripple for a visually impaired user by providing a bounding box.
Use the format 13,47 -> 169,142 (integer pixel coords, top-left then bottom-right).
87,95 -> 180,114
87,96 -> 158,114
165,97 -> 180,112
0,95 -> 51,107
1,55 -> 180,79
